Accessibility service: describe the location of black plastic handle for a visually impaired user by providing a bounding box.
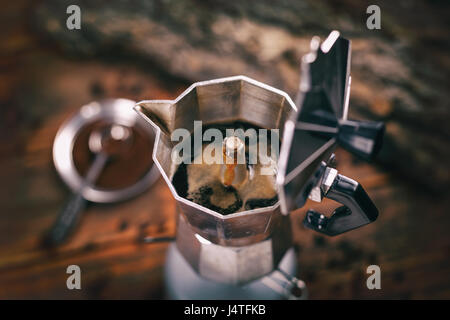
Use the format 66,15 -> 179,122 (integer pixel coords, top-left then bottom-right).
43,152 -> 108,247
303,173 -> 378,236
337,120 -> 385,161
43,193 -> 87,246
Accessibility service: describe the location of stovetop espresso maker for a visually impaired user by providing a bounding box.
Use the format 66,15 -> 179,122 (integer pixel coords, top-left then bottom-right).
135,31 -> 384,299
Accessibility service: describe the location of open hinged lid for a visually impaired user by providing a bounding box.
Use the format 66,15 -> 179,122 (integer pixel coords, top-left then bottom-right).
277,31 -> 384,215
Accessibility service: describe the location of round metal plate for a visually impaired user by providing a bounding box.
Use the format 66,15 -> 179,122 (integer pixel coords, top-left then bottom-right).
53,98 -> 160,203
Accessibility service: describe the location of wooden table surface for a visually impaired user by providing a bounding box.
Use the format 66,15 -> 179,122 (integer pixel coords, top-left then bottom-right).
0,1 -> 449,300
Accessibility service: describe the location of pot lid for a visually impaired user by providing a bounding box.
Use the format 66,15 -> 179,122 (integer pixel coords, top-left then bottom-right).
277,31 -> 351,214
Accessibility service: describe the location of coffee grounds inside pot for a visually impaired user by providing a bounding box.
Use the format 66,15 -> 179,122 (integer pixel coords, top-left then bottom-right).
187,183 -> 243,215
171,121 -> 279,215
244,196 -> 279,210
172,162 -> 188,198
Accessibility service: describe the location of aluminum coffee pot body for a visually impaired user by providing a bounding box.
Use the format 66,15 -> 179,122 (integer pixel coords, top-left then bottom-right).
134,31 -> 384,284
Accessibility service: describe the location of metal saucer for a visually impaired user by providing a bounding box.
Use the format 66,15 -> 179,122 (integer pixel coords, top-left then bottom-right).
53,98 -> 160,203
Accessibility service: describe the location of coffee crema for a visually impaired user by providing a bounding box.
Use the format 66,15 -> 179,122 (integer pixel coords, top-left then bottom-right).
171,121 -> 279,215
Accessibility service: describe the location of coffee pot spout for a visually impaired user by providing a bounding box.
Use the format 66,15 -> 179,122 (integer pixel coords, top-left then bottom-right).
134,100 -> 174,136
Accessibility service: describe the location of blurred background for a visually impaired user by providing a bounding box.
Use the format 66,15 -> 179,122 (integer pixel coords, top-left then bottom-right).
0,0 -> 449,299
